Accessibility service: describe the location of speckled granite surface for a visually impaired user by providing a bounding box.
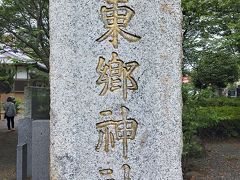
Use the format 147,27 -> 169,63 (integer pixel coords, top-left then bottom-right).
50,0 -> 182,179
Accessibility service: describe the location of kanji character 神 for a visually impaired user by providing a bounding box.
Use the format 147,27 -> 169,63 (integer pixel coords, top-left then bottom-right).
95,106 -> 138,159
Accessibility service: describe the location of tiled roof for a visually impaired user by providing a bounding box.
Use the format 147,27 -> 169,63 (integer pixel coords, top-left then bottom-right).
0,43 -> 33,64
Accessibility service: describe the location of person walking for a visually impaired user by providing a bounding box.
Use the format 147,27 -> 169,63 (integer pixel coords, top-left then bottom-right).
4,97 -> 16,131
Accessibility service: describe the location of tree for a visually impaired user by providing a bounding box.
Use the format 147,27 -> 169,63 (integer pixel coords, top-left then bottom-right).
0,65 -> 15,93
192,52 -> 239,92
182,0 -> 240,70
0,0 -> 49,72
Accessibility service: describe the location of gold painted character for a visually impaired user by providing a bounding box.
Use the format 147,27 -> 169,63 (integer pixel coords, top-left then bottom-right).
99,168 -> 115,180
122,164 -> 131,180
96,106 -> 138,159
96,0 -> 141,48
96,52 -> 139,100
98,164 -> 131,180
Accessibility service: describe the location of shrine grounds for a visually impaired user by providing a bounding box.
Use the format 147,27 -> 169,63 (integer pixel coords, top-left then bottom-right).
0,116 -> 239,179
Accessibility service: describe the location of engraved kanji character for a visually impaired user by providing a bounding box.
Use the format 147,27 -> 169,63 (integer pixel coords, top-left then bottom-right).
96,52 -> 139,100
96,106 -> 138,159
96,0 -> 141,48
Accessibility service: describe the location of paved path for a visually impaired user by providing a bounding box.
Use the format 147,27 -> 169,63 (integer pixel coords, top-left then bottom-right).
186,138 -> 240,180
0,117 -> 19,180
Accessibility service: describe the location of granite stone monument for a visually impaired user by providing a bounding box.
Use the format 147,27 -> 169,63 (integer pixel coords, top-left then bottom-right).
50,0 -> 183,179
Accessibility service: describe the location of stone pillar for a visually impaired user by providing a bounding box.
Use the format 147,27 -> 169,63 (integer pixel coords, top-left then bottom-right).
32,120 -> 50,180
16,143 -> 27,180
18,118 -> 32,177
24,87 -> 50,120
50,0 -> 182,179
24,87 -> 32,119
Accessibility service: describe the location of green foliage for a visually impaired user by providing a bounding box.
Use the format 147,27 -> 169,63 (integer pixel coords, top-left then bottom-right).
182,0 -> 240,70
29,68 -> 49,87
183,85 -> 240,132
0,0 -> 49,72
182,84 -> 211,170
198,119 -> 240,138
0,64 -> 15,93
182,0 -> 240,171
15,98 -> 23,113
192,52 -> 239,89
182,84 -> 240,167
182,85 -> 212,159
197,106 -> 240,138
200,97 -> 240,107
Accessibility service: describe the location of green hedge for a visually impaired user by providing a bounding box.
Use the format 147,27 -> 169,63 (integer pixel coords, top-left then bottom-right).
182,85 -> 240,165
198,106 -> 240,123
196,106 -> 240,138
182,97 -> 240,162
199,97 -> 240,107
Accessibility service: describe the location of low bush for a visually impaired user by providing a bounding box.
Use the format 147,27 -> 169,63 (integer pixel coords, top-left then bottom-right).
196,106 -> 240,138
182,84 -> 240,172
198,106 -> 240,122
199,97 -> 240,107
198,120 -> 240,138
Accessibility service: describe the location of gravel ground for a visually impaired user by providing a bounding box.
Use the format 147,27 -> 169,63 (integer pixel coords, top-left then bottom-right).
0,117 -> 18,180
185,138 -> 240,180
